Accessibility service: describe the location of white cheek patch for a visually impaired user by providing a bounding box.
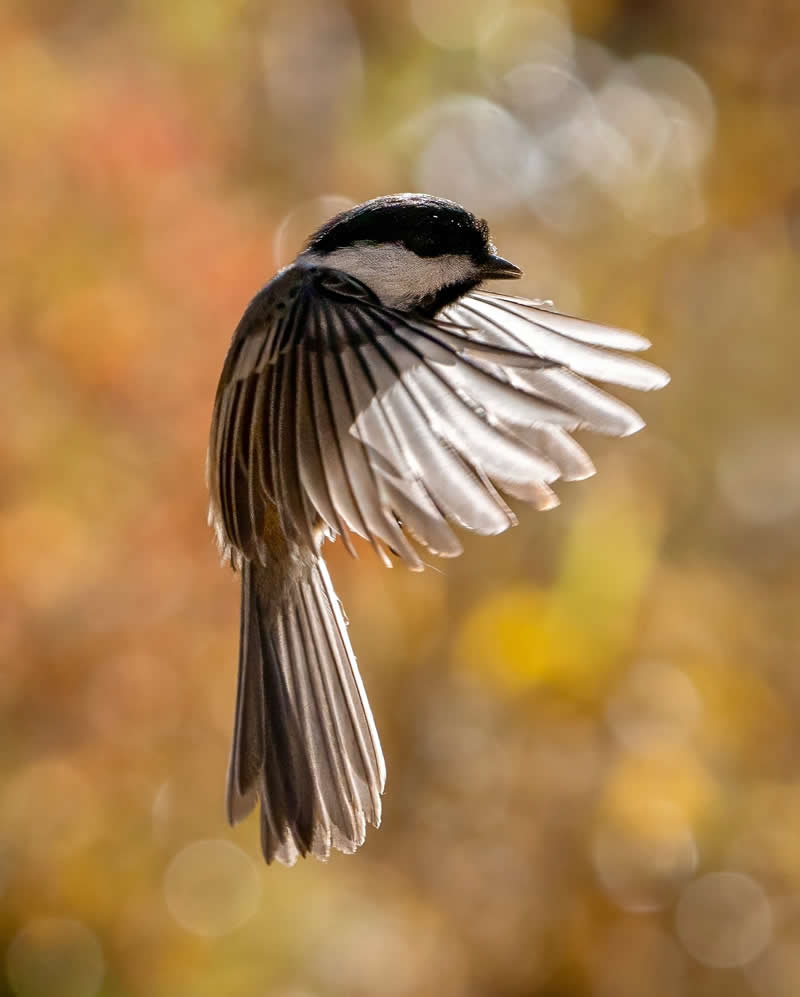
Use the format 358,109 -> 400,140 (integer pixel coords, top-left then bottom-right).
303,244 -> 478,309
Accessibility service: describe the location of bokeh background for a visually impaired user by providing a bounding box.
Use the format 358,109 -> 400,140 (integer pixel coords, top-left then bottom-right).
2,0 -> 800,994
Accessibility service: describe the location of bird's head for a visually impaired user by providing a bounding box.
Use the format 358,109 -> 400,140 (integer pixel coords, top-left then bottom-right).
300,193 -> 522,314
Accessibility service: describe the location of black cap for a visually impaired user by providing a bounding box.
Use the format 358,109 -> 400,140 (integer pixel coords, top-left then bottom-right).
308,193 -> 492,261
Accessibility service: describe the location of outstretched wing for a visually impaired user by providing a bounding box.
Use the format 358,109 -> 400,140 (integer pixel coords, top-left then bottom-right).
208,266 -> 669,570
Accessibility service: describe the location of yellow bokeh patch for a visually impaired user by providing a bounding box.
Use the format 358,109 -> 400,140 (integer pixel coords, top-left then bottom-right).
456,467 -> 665,697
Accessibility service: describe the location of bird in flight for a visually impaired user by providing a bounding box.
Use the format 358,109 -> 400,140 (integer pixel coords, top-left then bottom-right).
208,193 -> 669,864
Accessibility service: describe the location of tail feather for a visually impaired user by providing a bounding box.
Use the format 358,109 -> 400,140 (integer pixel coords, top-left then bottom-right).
226,570 -> 261,823
226,558 -> 384,864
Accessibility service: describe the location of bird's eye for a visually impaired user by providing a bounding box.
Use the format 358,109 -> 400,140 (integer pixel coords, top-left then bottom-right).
403,231 -> 439,258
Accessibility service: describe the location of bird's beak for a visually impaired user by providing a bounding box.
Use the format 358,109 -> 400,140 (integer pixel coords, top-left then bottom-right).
480,254 -> 523,280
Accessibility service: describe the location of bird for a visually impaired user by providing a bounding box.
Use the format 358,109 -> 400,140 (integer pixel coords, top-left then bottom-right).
207,192 -> 669,865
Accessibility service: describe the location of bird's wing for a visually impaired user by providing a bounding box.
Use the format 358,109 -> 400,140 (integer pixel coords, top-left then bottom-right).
209,267 -> 669,569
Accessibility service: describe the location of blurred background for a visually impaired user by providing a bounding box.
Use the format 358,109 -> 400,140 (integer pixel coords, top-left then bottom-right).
2,0 -> 799,994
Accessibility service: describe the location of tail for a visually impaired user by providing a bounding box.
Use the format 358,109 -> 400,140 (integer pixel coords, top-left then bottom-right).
226,558 -> 385,865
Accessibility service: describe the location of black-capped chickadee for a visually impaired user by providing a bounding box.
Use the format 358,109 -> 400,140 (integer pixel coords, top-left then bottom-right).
208,193 -> 669,865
